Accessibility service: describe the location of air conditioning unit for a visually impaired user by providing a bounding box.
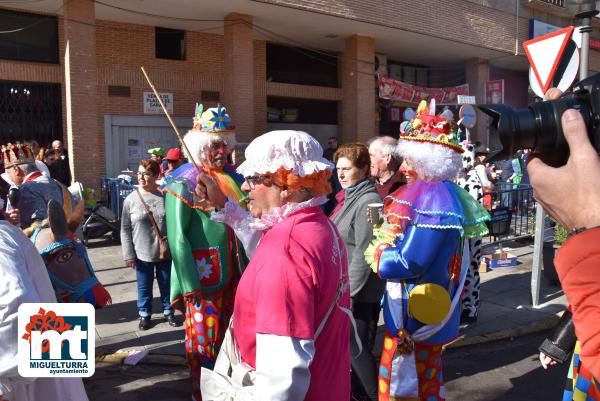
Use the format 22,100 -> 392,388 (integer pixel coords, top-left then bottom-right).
375,54 -> 388,76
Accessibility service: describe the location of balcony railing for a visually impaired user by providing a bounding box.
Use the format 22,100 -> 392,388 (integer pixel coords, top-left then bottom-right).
538,0 -> 565,6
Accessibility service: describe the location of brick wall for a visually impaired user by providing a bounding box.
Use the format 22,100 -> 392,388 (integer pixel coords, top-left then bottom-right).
63,0 -> 99,187
223,13 -> 255,143
254,40 -> 268,137
256,0 -> 532,54
342,35 -> 375,144
95,19 -> 225,118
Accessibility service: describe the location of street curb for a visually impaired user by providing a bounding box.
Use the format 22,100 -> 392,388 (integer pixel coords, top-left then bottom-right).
95,312 -> 562,365
446,312 -> 562,349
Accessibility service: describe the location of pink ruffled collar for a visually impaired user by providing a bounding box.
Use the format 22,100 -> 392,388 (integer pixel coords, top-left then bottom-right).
249,196 -> 328,230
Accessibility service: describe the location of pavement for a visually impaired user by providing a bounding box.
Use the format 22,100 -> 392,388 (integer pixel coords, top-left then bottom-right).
87,237 -> 567,365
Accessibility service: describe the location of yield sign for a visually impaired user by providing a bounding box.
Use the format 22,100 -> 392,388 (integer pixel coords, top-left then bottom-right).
523,26 -> 575,94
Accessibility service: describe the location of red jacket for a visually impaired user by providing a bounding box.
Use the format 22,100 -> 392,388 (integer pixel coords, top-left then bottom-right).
555,228 -> 600,381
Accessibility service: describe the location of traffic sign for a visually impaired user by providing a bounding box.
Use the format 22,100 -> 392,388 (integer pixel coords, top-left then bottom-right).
402,108 -> 416,121
459,104 -> 477,129
523,26 -> 576,96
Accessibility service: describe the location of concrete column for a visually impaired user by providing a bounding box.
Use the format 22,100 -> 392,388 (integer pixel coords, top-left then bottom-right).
63,0 -> 99,188
341,35 -> 375,144
465,58 -> 490,145
223,13 -> 255,143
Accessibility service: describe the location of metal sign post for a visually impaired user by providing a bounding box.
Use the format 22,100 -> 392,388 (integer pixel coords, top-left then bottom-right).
531,204 -> 545,307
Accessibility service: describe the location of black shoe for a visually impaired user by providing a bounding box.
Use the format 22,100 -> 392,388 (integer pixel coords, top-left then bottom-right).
460,312 -> 478,325
166,314 -> 181,327
139,316 -> 151,330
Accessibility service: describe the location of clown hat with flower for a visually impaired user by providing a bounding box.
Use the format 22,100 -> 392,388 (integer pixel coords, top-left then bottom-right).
397,99 -> 464,182
399,99 -> 463,154
183,103 -> 237,164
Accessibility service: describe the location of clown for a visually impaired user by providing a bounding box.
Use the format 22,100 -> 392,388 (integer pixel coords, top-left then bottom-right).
162,104 -> 248,401
366,100 -> 489,401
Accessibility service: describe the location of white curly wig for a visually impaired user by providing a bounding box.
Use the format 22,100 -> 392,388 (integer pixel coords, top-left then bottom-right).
397,140 -> 463,181
182,130 -> 237,165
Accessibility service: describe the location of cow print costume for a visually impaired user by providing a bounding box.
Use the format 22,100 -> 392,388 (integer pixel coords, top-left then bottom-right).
456,143 -> 483,320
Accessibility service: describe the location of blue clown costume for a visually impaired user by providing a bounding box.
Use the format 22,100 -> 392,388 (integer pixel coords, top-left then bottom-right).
365,101 -> 489,401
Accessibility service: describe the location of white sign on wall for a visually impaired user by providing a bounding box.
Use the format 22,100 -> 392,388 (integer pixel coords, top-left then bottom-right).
143,92 -> 173,114
529,19 -> 561,39
457,95 -> 476,104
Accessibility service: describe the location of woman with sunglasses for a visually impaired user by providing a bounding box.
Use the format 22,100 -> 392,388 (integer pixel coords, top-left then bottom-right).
199,130 -> 352,401
121,159 -> 178,330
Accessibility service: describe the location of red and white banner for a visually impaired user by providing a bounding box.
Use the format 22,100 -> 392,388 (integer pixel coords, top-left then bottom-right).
485,80 -> 505,104
378,75 -> 469,104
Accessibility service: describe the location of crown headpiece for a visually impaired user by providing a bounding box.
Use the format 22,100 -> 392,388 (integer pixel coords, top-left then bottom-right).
1,143 -> 35,168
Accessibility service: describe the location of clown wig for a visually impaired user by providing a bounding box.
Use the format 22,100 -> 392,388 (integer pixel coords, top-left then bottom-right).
182,130 -> 237,165
397,140 -> 462,182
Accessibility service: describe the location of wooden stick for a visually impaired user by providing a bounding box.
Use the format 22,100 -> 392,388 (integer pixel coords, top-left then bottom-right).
140,66 -> 203,176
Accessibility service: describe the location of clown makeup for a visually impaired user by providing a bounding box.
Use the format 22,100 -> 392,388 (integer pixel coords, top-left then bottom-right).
204,141 -> 228,170
400,158 -> 418,184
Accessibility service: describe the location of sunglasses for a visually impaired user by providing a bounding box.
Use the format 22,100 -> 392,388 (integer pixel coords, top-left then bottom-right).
244,175 -> 275,190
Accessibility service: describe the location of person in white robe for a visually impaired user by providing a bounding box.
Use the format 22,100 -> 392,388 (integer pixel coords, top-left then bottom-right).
0,220 -> 89,401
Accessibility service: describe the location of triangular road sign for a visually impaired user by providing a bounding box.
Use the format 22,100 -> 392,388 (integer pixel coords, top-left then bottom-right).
523,26 -> 575,94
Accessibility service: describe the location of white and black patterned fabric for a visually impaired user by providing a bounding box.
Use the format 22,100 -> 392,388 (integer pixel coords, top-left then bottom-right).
456,143 -> 483,318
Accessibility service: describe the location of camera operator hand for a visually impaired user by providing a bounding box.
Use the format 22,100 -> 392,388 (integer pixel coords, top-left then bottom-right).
527,90 -> 600,232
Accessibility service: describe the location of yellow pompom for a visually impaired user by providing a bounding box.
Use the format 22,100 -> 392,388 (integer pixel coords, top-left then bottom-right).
408,283 -> 451,325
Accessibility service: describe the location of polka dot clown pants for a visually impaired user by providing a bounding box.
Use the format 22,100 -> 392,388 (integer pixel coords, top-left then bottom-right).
183,294 -> 233,401
378,331 -> 446,401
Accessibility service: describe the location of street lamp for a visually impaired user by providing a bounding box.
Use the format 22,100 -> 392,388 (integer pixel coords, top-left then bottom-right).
566,0 -> 599,79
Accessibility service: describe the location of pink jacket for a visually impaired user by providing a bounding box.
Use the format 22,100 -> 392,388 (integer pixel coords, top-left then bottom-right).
555,228 -> 600,381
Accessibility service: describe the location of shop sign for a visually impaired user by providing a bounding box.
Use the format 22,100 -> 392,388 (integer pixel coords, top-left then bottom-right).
529,19 -> 561,39
457,95 -> 476,104
378,75 -> 469,104
485,80 -> 504,104
143,92 -> 173,114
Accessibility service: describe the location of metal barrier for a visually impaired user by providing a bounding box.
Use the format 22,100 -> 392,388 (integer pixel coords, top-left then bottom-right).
100,177 -> 135,221
481,184 -> 535,249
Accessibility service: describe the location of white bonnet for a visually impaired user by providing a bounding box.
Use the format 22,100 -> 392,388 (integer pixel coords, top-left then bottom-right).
237,130 -> 333,177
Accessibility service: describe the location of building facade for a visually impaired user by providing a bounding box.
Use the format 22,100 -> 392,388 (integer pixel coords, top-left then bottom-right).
1,0 -> 598,187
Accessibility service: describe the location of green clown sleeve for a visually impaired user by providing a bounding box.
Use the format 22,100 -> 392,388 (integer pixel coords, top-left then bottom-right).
165,182 -> 200,302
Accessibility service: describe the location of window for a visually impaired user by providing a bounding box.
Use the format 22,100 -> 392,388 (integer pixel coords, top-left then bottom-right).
0,81 -> 63,145
267,43 -> 338,88
155,27 -> 186,60
267,97 -> 338,125
0,10 -> 58,64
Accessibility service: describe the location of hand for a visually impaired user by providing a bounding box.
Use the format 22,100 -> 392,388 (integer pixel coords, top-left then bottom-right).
126,259 -> 136,268
527,107 -> 600,231
5,208 -> 19,226
539,352 -> 558,369
195,172 -> 227,210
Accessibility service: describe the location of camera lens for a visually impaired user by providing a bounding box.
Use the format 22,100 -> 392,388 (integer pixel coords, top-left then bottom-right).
479,95 -> 591,167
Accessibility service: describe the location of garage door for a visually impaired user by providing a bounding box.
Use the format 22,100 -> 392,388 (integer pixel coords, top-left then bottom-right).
104,115 -> 191,177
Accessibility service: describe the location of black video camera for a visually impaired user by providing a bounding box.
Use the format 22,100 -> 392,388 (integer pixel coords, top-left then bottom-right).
478,73 -> 600,167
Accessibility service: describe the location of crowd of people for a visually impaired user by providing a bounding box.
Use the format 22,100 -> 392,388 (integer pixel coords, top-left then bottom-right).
0,92 -> 599,401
